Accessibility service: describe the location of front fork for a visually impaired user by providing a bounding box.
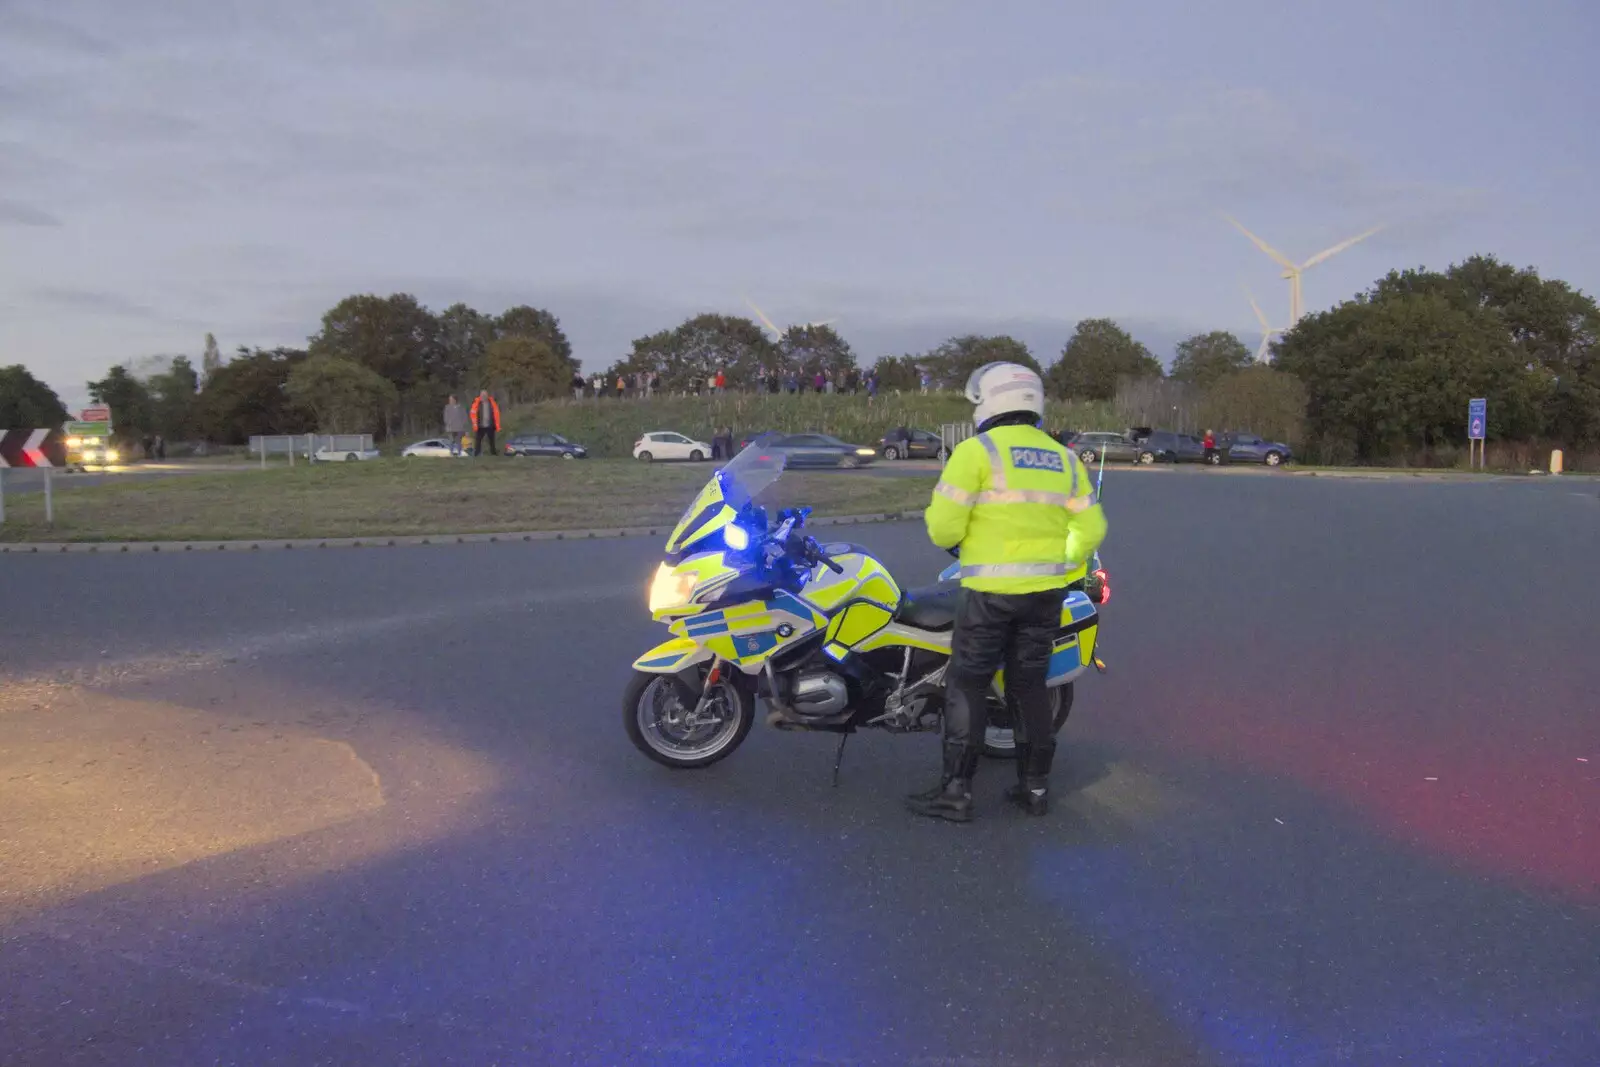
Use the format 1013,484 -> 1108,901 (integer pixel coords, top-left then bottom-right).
668,658 -> 729,725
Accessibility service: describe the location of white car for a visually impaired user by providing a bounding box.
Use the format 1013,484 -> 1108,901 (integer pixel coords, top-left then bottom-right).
633,431 -> 712,462
402,437 -> 471,458
312,446 -> 381,462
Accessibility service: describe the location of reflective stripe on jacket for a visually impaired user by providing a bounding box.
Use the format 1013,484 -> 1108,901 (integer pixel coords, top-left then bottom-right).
925,423 -> 1108,594
469,396 -> 501,431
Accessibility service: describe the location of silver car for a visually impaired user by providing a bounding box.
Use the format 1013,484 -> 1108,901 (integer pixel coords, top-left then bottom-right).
1066,431 -> 1142,465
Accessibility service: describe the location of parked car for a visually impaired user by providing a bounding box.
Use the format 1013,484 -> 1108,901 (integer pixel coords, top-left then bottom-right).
633,431 -> 712,462
1065,431 -> 1143,465
743,432 -> 878,468
737,430 -> 774,452
311,445 -> 380,462
401,436 -> 470,458
504,432 -> 588,459
1217,432 -> 1294,467
1139,429 -> 1207,464
878,428 -> 948,461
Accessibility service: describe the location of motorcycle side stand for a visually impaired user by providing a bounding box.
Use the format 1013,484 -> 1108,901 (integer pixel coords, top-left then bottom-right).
829,728 -> 853,788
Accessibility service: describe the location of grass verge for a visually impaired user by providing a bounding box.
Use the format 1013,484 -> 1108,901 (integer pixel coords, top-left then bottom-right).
0,458 -> 936,542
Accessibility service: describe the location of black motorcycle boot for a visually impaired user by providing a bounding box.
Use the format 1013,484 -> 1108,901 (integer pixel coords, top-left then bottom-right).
905,743 -> 976,822
1014,739 -> 1057,816
1003,742 -> 1038,812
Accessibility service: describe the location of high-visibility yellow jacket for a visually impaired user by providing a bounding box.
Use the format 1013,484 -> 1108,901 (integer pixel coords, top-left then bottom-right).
925,423 -> 1108,594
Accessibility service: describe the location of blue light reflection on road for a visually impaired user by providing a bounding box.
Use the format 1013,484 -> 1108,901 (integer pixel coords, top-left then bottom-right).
1031,835 -> 1600,1067
238,802 -> 890,1065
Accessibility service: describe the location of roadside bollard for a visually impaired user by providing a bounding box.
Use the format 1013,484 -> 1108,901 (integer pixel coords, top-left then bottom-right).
1550,449 -> 1564,475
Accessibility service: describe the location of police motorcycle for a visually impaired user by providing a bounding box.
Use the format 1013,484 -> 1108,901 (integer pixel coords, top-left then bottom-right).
622,444 -> 1109,771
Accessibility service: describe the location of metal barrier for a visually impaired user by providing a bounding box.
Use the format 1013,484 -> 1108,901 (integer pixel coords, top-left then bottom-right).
939,423 -> 974,464
249,434 -> 375,467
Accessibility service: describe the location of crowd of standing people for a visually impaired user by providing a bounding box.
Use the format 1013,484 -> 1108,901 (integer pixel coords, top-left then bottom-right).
569,365 -> 886,401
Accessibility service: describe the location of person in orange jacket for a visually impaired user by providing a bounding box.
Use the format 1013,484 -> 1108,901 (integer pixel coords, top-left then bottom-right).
470,390 -> 501,456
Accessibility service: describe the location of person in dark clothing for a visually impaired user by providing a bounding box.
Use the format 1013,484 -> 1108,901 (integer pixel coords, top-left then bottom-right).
470,390 -> 501,456
906,362 -> 1108,822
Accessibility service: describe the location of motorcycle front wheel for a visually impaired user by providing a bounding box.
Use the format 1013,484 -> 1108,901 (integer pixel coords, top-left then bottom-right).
981,683 -> 1073,759
623,669 -> 754,769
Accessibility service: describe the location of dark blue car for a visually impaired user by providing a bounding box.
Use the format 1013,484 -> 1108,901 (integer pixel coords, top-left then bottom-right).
1216,432 -> 1293,467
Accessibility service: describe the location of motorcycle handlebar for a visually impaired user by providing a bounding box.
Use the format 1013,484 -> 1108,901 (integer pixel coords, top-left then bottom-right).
786,530 -> 844,574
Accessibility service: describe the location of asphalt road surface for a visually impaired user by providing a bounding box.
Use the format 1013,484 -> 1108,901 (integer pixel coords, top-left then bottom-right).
2,471 -> 1596,1066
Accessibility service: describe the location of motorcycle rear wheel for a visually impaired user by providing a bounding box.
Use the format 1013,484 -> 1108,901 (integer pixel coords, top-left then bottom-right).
624,669 -> 754,769
981,683 -> 1073,759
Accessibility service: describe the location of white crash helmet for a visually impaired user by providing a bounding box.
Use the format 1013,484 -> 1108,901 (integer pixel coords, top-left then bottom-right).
965,361 -> 1045,431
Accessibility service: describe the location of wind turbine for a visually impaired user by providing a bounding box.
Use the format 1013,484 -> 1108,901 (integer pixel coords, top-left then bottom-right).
1221,215 -> 1383,324
743,296 -> 836,342
1244,283 -> 1284,363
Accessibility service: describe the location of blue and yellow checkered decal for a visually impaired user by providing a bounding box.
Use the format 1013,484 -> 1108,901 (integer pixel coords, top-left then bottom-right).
1063,591 -> 1097,625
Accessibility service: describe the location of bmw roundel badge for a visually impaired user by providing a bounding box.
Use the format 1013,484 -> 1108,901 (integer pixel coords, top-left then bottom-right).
776,624 -> 794,638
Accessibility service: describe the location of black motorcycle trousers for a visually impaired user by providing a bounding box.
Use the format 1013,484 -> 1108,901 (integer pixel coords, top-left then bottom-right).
943,587 -> 1062,780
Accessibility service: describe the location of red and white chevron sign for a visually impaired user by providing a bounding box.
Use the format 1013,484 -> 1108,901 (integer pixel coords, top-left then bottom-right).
0,429 -> 66,468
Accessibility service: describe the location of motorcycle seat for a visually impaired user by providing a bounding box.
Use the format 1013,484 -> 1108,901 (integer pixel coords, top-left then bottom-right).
895,581 -> 960,632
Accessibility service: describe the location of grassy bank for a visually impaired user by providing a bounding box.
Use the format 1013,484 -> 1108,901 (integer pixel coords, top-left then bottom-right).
494,392 -> 1119,459
0,458 -> 937,542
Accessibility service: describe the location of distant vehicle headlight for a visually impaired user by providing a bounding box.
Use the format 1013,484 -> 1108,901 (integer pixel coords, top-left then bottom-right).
855,448 -> 875,456
67,436 -> 83,447
105,448 -> 120,462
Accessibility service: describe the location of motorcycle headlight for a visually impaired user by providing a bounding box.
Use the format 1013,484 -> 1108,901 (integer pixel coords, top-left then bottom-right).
648,563 -> 698,613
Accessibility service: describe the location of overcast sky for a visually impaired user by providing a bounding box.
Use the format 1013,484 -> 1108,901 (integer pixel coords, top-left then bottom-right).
3,0 -> 1595,410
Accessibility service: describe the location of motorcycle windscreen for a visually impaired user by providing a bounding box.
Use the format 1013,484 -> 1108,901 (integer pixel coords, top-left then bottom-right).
664,446 -> 787,555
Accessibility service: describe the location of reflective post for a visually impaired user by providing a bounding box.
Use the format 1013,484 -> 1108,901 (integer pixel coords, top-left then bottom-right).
0,467 -> 6,525
44,468 -> 54,525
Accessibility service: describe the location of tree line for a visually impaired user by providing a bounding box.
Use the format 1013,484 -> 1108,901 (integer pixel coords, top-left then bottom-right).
1,253 -> 1593,461
0,298 -> 580,447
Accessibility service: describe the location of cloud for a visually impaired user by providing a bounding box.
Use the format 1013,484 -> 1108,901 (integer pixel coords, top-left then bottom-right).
1004,76 -> 1486,235
0,7 -> 117,56
0,198 -> 61,227
30,286 -> 161,320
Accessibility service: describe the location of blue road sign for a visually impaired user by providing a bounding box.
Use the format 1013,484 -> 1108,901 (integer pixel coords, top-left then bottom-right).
1468,398 -> 1487,441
